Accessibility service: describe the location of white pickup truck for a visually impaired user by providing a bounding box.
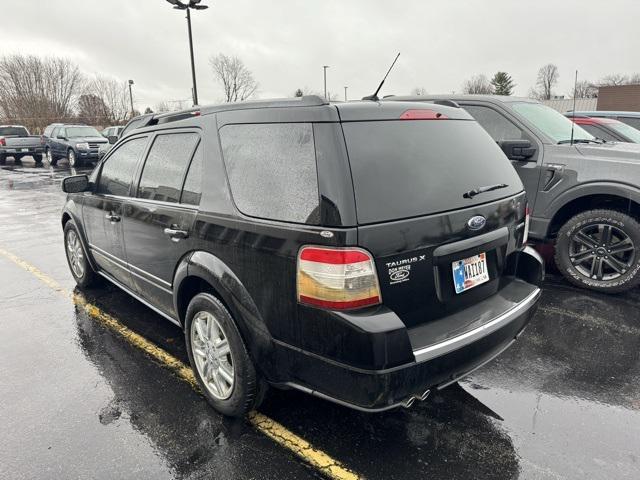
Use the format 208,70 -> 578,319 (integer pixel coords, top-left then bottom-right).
0,125 -> 44,164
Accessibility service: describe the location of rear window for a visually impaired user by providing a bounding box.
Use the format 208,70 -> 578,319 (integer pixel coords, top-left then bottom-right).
342,120 -> 523,224
220,123 -> 320,224
0,127 -> 29,136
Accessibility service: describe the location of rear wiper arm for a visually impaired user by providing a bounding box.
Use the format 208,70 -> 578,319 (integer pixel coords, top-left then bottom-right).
557,138 -> 603,144
463,183 -> 508,199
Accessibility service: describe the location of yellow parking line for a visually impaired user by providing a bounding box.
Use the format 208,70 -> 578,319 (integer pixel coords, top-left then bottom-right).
0,247 -> 359,480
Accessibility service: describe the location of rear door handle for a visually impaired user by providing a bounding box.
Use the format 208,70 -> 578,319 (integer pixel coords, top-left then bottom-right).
105,212 -> 121,222
164,226 -> 189,242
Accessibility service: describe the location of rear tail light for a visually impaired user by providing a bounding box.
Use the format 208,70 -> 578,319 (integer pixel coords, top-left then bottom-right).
0,137 -> 5,146
523,206 -> 531,244
297,246 -> 382,310
400,109 -> 448,120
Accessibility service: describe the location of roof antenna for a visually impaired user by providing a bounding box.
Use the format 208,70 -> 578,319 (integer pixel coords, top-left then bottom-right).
362,52 -> 400,101
570,69 -> 578,146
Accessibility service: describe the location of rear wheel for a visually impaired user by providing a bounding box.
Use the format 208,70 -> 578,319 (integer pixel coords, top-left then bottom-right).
555,209 -> 640,293
0,153 -> 5,164
185,293 -> 266,417
33,154 -> 43,164
63,221 -> 98,288
46,148 -> 58,166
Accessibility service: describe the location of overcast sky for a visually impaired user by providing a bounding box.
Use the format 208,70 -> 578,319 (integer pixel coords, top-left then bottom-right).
1,0 -> 639,109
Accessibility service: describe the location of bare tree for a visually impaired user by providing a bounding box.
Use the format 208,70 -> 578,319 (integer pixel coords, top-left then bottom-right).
411,87 -> 428,96
534,64 -> 559,100
628,73 -> 640,85
462,75 -> 493,94
599,74 -> 628,86
572,80 -> 598,99
210,54 -> 258,102
0,54 -> 84,132
83,75 -> 130,125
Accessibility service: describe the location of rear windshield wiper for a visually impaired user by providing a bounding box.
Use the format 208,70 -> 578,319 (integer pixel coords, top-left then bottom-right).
463,183 -> 508,199
557,138 -> 604,145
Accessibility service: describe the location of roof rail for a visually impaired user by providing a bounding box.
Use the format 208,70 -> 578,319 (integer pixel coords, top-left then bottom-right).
200,95 -> 329,115
433,99 -> 460,108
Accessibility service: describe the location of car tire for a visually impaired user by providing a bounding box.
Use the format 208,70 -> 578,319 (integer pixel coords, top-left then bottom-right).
185,293 -> 266,417
33,154 -> 43,164
63,221 -> 99,288
0,153 -> 5,164
46,148 -> 58,166
68,149 -> 80,167
555,209 -> 640,293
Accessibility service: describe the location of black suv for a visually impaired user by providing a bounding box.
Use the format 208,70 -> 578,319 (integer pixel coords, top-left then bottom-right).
44,124 -> 108,167
389,95 -> 640,293
60,96 -> 543,416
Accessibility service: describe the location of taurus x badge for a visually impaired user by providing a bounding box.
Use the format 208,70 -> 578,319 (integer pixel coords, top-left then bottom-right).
467,215 -> 486,231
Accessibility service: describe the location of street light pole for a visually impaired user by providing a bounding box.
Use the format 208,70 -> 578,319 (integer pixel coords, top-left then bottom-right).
185,7 -> 198,106
323,65 -> 329,100
344,86 -> 348,102
128,80 -> 135,118
166,0 -> 209,107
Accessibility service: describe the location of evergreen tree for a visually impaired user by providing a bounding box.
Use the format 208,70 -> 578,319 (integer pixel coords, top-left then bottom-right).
491,72 -> 515,96
294,88 -> 304,97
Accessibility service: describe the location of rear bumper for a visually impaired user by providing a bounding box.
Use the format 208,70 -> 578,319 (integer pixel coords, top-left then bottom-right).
273,247 -> 543,411
1,147 -> 44,155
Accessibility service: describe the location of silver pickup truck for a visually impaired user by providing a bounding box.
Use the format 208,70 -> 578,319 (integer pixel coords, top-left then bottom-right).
0,125 -> 44,164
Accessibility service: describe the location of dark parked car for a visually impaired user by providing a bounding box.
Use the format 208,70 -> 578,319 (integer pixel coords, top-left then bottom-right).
60,96 -> 542,416
565,114 -> 640,143
44,124 -> 108,167
388,95 -> 640,292
0,125 -> 44,164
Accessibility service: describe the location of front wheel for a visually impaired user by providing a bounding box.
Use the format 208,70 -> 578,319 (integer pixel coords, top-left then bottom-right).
185,293 -> 266,417
63,221 -> 99,288
555,209 -> 640,293
68,149 -> 80,167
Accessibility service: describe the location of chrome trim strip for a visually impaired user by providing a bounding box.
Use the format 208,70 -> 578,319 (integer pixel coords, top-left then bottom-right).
90,244 -> 128,268
96,270 -> 181,327
128,262 -> 172,289
128,267 -> 172,294
412,287 -> 541,363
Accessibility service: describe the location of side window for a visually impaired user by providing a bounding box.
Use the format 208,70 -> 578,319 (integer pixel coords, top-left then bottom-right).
137,133 -> 199,203
51,127 -> 59,138
619,117 -> 640,130
181,143 -> 203,206
44,126 -> 52,137
581,124 -> 618,142
220,123 -> 319,224
57,127 -> 66,138
97,137 -> 148,196
464,105 -> 524,142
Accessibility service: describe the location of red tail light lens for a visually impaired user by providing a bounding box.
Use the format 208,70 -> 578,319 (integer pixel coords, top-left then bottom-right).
297,246 -> 382,310
0,137 -> 5,147
400,109 -> 448,120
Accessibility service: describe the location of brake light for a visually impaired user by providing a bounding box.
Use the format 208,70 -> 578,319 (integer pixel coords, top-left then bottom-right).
523,206 -> 531,244
400,109 -> 448,120
297,246 -> 382,310
0,137 -> 5,146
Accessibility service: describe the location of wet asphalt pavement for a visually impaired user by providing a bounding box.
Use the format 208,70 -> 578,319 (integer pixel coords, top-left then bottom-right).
1,158 -> 639,480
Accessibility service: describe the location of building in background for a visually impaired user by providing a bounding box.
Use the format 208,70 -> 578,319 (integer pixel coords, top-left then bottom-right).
596,84 -> 640,111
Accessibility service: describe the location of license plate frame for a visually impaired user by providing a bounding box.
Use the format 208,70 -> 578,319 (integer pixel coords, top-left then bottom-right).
452,252 -> 489,294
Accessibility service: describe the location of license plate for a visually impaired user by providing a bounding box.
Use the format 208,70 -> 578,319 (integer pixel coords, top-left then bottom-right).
452,252 -> 489,294
21,148 -> 29,152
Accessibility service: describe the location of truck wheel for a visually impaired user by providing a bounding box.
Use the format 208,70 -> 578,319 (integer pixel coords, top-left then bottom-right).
555,209 -> 640,293
68,149 -> 80,167
33,154 -> 43,164
63,221 -> 99,288
0,154 -> 5,164
185,293 -> 267,417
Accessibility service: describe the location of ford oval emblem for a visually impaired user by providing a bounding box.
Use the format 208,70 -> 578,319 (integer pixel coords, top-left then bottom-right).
390,270 -> 410,282
467,215 -> 486,231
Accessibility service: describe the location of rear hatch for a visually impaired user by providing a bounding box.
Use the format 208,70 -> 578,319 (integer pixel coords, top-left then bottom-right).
338,102 -> 526,327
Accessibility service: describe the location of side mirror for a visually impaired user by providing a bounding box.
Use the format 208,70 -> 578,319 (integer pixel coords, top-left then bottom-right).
107,135 -> 118,145
62,175 -> 90,193
499,139 -> 537,161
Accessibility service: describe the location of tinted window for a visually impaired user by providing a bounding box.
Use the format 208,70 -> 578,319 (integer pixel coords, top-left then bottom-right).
609,121 -> 640,142
220,123 -> 319,224
51,127 -> 60,138
511,102 -> 593,143
181,143 -> 203,205
137,133 -> 199,203
43,125 -> 54,137
619,117 -> 640,130
67,126 -> 100,137
342,120 -> 523,224
580,124 -> 618,142
97,137 -> 147,196
0,127 -> 29,136
463,105 -> 523,141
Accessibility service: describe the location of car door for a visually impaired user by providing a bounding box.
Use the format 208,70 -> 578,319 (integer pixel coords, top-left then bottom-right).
122,131 -> 201,316
54,127 -> 68,157
49,127 -> 61,155
462,103 -> 543,210
82,135 -> 149,289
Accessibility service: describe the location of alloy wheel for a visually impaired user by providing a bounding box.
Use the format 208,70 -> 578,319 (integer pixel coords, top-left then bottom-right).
569,223 -> 635,281
46,149 -> 53,164
66,229 -> 85,279
190,311 -> 235,400
68,150 -> 76,167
